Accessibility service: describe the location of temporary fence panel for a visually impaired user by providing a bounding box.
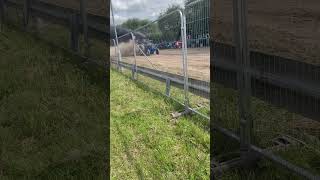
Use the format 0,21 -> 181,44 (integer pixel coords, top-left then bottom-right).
3,0 -> 108,68
185,0 -> 210,119
4,0 -> 23,26
247,0 -> 320,177
114,9 -> 189,108
112,1 -> 213,119
30,0 -> 74,50
80,0 -> 108,62
212,0 -> 320,179
211,0 -> 241,159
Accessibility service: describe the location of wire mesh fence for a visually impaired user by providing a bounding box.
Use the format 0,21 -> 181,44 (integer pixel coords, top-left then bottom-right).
212,0 -> 320,178
111,0 -> 211,120
185,0 -> 210,119
1,0 -> 108,67
211,0 -> 239,136
113,9 -> 187,106
247,0 -> 320,176
211,0 -> 242,174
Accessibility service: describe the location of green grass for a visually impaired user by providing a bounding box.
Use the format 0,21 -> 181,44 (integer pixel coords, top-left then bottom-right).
0,26 -> 107,179
115,65 -> 210,118
212,84 -> 320,179
110,70 -> 210,179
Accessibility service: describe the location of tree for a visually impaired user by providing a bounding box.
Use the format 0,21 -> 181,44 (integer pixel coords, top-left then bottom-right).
121,18 -> 151,31
120,18 -> 162,43
158,4 -> 183,42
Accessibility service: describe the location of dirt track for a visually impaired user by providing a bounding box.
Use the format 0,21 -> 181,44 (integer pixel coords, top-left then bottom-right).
111,48 -> 210,81
211,0 -> 320,65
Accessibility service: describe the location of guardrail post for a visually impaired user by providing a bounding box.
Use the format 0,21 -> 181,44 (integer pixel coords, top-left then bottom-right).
70,13 -> 80,52
80,0 -> 89,55
166,78 -> 171,96
233,0 -> 252,166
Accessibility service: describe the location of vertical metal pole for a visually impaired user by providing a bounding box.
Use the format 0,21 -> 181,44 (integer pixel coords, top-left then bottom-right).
70,13 -> 80,52
23,0 -> 31,30
0,0 -> 5,32
209,1 -> 215,178
104,2 -> 110,180
233,0 -> 252,164
131,32 -> 137,79
80,0 -> 89,54
184,14 -> 189,110
180,10 -> 189,111
111,1 -> 121,71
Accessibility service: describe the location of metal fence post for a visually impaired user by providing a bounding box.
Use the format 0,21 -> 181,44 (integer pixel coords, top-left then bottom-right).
233,0 -> 252,164
130,32 -> 137,79
70,13 -> 80,52
110,1 -> 122,72
0,0 -> 5,32
80,0 -> 89,55
180,10 -> 190,111
23,0 -> 31,30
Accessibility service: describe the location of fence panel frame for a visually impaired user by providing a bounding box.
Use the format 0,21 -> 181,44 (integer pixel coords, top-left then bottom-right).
211,0 -> 320,179
114,9 -> 190,112
184,0 -> 210,119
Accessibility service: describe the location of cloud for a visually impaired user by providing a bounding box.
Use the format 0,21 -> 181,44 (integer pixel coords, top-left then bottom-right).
151,12 -> 159,17
114,14 -> 128,24
112,0 -> 148,11
111,0 -> 184,24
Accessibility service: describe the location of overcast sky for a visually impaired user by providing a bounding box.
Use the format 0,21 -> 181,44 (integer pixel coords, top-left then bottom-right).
111,0 -> 184,25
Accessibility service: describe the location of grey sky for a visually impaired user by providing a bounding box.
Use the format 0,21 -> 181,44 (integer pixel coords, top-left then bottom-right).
111,0 -> 184,25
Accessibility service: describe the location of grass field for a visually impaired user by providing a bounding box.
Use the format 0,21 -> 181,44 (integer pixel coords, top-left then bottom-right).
110,58 -> 319,179
0,26 -> 107,179
110,70 -> 210,179
213,84 -> 320,179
